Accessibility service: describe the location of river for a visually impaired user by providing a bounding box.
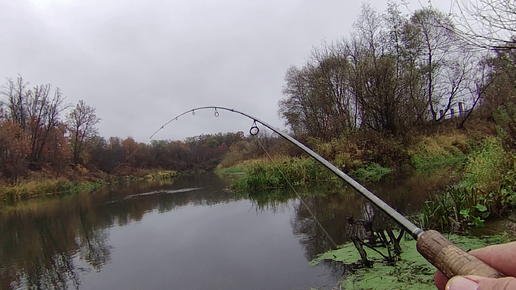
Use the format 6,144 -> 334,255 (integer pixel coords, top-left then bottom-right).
0,173 -> 437,290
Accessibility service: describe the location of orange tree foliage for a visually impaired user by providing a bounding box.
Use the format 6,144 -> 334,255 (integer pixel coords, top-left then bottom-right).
0,121 -> 30,182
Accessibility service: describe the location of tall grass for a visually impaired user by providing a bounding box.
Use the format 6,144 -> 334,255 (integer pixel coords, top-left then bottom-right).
419,137 -> 516,231
461,137 -> 510,191
230,155 -> 393,192
142,170 -> 178,180
0,178 -> 103,201
408,133 -> 469,173
231,157 -> 336,191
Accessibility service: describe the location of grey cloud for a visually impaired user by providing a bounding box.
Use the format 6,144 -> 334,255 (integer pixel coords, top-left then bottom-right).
1,0 -> 452,142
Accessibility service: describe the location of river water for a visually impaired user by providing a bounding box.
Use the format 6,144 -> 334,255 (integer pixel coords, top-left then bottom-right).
0,173 -> 437,290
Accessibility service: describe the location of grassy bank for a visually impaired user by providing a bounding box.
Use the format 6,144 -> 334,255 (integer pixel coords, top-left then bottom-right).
139,170 -> 178,181
228,156 -> 392,192
418,137 -> 516,231
231,157 -> 335,191
407,133 -> 470,173
224,129 -> 516,231
0,178 -> 104,201
0,168 -> 178,201
222,131 -> 473,193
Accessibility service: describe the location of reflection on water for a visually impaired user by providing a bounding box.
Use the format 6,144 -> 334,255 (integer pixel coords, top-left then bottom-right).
0,173 -> 436,290
123,187 -> 202,200
248,174 -> 439,275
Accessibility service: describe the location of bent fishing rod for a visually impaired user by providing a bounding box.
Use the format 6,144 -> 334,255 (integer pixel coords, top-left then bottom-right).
152,106 -> 502,279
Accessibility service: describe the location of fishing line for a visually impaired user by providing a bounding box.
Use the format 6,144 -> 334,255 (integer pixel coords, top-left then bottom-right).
253,133 -> 339,250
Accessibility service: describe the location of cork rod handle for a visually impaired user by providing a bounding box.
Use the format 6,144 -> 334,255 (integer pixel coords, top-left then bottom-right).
416,230 -> 502,278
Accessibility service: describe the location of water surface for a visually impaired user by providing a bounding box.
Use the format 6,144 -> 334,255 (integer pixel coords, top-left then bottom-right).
0,173 -> 436,290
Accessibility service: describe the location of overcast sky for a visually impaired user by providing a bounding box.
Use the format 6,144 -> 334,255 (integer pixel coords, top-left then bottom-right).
0,0 -> 451,142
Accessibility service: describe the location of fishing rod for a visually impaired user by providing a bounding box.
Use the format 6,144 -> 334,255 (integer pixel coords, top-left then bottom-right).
152,106 -> 501,279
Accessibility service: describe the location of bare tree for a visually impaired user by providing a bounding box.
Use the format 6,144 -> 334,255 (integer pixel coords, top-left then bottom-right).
454,0 -> 516,49
67,100 -> 101,165
37,88 -> 69,162
27,85 -> 69,163
348,3 -> 424,135
409,8 -> 477,122
2,76 -> 70,164
2,76 -> 29,130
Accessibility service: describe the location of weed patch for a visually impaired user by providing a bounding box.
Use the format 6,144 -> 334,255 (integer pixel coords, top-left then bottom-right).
461,137 -> 510,191
311,233 -> 510,290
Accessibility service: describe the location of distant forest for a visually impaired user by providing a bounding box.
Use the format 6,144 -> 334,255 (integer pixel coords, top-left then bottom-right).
0,75 -> 280,183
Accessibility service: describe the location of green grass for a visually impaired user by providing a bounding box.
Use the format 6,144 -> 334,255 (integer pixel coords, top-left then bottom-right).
214,167 -> 247,175
231,158 -> 393,192
418,137 -> 516,231
231,157 -> 336,191
349,162 -> 392,183
408,134 -> 469,173
460,137 -> 510,191
142,170 -> 178,180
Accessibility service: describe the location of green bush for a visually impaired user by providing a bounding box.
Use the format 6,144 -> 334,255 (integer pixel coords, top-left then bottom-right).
349,163 -> 392,183
419,138 -> 515,231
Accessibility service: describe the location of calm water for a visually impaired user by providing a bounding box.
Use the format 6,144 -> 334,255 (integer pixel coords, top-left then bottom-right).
0,173 -> 435,290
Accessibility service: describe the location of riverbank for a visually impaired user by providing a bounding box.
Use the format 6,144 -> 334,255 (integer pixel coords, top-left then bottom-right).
0,165 -> 178,201
222,130 -> 516,231
222,129 -> 470,190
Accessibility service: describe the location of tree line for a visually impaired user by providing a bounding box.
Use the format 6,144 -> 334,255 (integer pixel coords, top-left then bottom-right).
87,131 -> 247,174
278,3 -> 515,140
0,76 -> 251,183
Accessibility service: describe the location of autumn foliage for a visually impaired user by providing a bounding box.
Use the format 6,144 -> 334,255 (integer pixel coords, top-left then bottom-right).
0,120 -> 30,182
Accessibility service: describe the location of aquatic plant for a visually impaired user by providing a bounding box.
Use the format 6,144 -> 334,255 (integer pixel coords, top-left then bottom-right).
419,186 -> 492,231
311,233 -> 511,290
